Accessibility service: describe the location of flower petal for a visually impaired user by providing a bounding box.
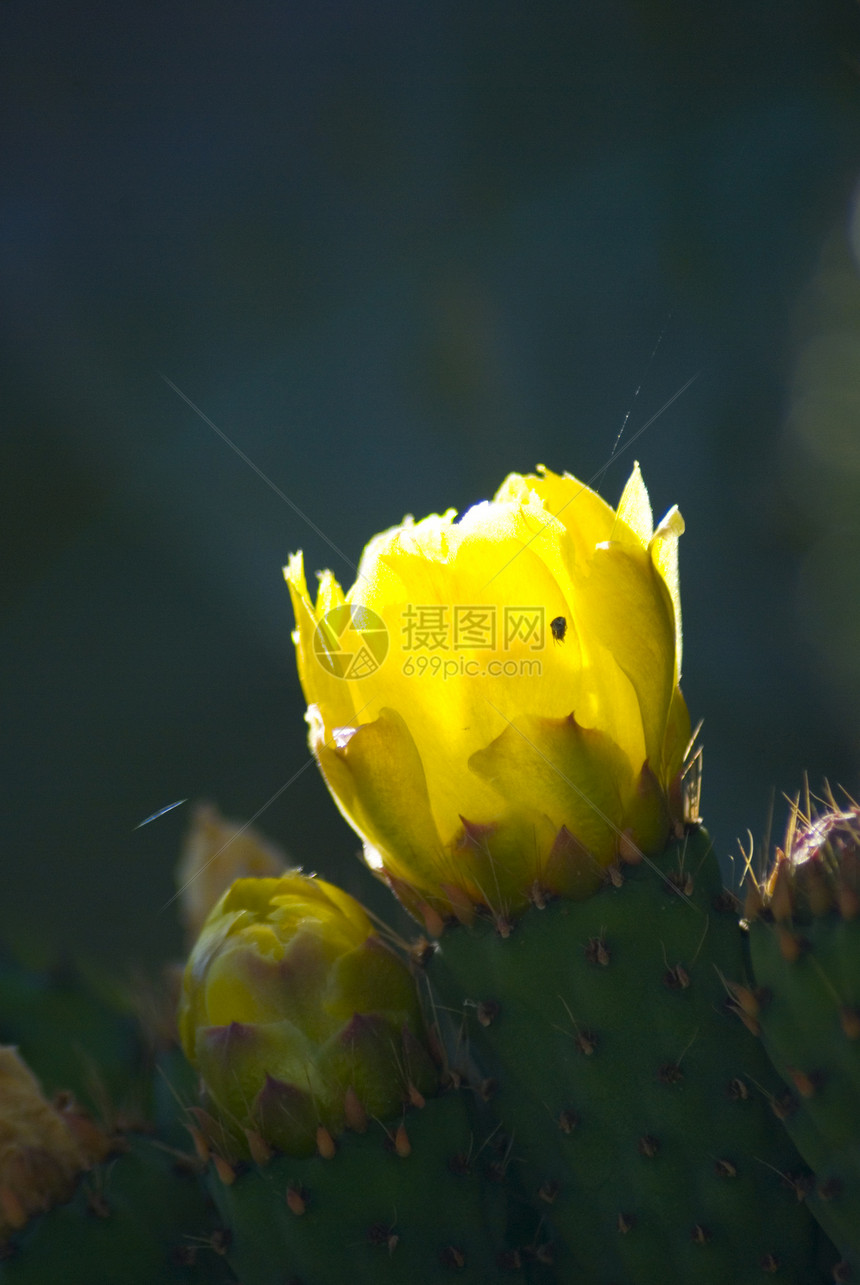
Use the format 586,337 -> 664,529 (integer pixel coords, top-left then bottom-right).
616,461 -> 654,545
571,541 -> 676,777
650,504 -> 685,680
312,706 -> 449,897
469,712 -> 633,868
284,552 -> 357,730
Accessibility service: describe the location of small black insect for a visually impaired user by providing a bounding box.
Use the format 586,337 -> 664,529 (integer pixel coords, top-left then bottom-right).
550,615 -> 567,643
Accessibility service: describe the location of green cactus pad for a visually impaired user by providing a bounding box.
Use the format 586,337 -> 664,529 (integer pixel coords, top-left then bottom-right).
206,1089 -> 532,1284
0,1135 -> 235,1285
426,828 -> 833,1284
747,880 -> 860,1276
0,949 -> 142,1114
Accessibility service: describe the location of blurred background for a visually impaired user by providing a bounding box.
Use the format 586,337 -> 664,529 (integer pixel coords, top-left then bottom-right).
3,0 -> 860,968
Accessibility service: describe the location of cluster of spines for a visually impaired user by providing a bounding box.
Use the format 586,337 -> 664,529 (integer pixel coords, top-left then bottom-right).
736,802 -> 860,1282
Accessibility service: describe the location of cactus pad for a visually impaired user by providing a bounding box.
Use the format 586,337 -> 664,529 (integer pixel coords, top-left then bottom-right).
427,828 -> 832,1284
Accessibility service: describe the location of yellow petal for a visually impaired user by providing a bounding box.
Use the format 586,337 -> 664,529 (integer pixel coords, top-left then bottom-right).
469,712 -> 632,867
312,706 -> 449,897
571,541 -> 675,778
650,505 -> 685,680
496,466 -> 618,562
662,685 -> 692,786
284,552 -> 356,731
616,461 -> 654,545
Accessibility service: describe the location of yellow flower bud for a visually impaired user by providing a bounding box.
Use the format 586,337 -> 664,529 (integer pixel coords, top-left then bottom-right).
178,875 -> 436,1156
286,464 -> 690,924
174,802 -> 288,946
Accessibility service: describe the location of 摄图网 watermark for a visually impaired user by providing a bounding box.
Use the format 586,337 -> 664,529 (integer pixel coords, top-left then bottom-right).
313,604 -> 555,680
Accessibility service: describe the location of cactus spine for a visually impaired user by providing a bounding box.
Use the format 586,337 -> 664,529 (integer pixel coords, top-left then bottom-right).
741,804 -> 860,1280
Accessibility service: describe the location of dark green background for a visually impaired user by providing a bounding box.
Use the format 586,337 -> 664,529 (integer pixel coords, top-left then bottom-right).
3,0 -> 860,967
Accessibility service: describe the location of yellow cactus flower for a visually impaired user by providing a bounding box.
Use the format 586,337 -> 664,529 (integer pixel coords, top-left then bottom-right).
286,464 -> 690,927
178,874 -> 435,1156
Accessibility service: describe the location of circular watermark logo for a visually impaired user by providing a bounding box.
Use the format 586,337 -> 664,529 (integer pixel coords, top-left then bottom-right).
313,605 -> 389,680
